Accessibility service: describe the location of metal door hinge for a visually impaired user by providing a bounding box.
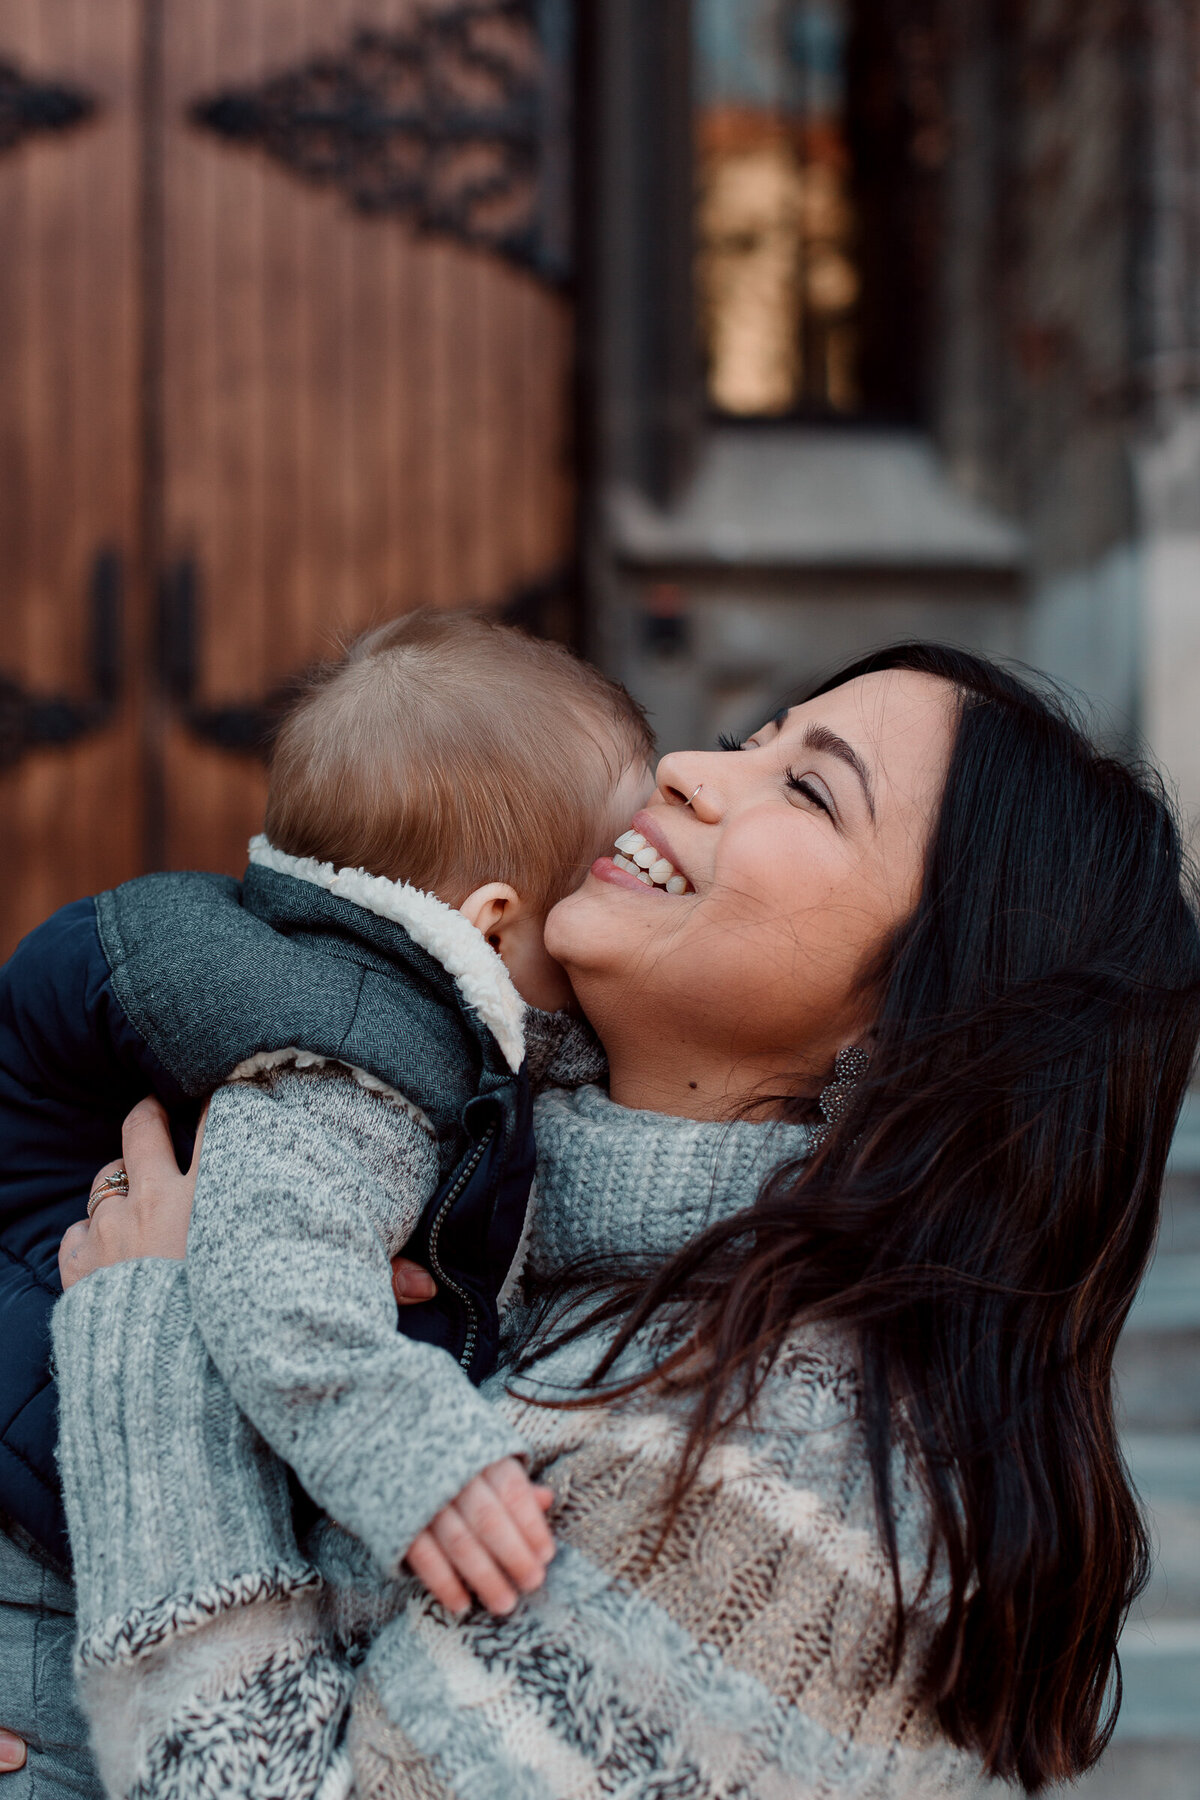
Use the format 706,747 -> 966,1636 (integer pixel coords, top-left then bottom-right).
157,558 -> 296,757
155,556 -> 575,761
0,57 -> 95,154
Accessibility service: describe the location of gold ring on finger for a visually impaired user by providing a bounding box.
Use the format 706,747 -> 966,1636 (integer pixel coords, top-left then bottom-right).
87,1168 -> 130,1219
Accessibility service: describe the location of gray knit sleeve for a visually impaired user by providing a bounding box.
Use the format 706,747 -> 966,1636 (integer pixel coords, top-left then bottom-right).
186,1067 -> 527,1577
52,1259 -> 352,1799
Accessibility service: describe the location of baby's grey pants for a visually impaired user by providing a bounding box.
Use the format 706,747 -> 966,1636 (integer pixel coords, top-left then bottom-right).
0,1530 -> 101,1799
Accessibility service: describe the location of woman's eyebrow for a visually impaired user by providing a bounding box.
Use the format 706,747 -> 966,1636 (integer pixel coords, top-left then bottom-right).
802,723 -> 877,822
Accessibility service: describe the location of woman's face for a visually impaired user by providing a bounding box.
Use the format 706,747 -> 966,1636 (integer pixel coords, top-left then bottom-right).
545,669 -> 956,1113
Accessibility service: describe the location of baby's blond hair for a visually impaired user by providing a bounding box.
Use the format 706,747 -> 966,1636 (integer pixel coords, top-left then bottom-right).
265,612 -> 653,913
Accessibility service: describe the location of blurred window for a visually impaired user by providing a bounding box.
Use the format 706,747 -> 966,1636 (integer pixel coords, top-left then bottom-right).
695,0 -> 941,422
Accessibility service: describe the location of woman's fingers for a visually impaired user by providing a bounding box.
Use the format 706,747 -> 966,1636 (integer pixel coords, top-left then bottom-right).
121,1095 -> 180,1181
59,1219 -> 94,1288
188,1097 -> 210,1174
404,1529 -> 471,1616
91,1157 -> 126,1196
60,1094 -> 200,1285
0,1728 -> 27,1771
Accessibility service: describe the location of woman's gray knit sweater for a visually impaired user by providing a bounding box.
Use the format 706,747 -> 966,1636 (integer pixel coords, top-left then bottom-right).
52,1079 -> 998,1800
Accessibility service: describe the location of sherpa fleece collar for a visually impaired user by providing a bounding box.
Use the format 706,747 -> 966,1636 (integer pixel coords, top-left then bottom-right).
248,836 -> 526,1073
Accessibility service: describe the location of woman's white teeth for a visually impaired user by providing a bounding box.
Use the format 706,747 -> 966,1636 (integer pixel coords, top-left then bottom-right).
612,830 -> 691,892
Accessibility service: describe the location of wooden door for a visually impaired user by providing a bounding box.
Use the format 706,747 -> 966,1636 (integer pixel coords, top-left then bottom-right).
0,0 -> 575,958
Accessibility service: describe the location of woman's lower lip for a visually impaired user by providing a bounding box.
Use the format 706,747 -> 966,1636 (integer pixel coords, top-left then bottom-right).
590,855 -> 671,895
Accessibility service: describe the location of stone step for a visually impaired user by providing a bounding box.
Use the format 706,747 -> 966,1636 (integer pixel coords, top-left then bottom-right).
1057,1618 -> 1200,1796
1162,1171 -> 1200,1252
1124,1433 -> 1200,1619
1117,1239 -> 1200,1426
1127,1253 -> 1200,1334
1111,1618 -> 1200,1741
1051,1117 -> 1200,1792
1117,1332 -> 1200,1428
1068,1741 -> 1200,1799
1169,1094 -> 1200,1179
1125,1432 -> 1200,1502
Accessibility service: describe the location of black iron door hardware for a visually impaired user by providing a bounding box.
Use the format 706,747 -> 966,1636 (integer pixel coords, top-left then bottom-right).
155,554 -> 576,762
0,551 -> 122,770
188,0 -> 571,280
157,558 -> 296,758
0,57 -> 95,154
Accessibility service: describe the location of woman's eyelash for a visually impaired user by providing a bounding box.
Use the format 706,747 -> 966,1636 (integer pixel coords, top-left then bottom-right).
785,768 -> 832,816
718,738 -> 833,817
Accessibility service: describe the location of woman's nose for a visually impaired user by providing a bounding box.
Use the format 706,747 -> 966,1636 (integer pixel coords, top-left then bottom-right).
656,753 -> 721,819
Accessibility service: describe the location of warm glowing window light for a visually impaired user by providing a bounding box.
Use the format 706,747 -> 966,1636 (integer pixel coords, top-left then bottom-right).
696,0 -> 861,417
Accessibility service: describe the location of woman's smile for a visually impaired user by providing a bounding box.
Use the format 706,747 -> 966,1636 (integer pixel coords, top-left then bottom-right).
594,808 -> 696,895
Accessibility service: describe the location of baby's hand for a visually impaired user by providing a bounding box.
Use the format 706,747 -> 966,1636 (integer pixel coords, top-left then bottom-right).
404,1457 -> 555,1616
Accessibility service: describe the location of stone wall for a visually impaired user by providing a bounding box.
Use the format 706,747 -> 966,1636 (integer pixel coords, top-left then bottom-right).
936,0 -> 1200,792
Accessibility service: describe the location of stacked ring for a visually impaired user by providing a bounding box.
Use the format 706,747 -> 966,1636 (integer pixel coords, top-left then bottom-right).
87,1168 -> 130,1220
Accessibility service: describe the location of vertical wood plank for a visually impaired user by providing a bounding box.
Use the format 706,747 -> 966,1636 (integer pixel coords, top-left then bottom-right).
0,0 -> 141,958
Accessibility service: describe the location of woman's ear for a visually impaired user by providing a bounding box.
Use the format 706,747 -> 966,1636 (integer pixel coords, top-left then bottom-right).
458,882 -> 522,948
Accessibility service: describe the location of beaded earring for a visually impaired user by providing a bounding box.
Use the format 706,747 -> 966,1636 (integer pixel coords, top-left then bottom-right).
811,1044 -> 870,1144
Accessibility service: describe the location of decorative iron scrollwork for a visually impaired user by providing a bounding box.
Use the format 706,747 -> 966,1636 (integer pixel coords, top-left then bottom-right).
189,1 -> 571,278
0,58 -> 94,154
0,552 -> 122,770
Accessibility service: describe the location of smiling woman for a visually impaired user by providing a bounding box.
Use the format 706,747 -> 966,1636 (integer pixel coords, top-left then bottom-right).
547,665 -> 953,1119
539,642 -> 1200,1789
39,642 -> 1200,1799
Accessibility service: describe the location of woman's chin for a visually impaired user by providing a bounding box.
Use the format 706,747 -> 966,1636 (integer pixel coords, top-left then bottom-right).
545,863 -> 657,966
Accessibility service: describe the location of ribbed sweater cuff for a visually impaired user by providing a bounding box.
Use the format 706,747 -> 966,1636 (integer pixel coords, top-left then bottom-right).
53,1260 -> 308,1645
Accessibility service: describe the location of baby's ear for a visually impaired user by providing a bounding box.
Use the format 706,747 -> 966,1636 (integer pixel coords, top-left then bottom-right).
458,882 -> 522,943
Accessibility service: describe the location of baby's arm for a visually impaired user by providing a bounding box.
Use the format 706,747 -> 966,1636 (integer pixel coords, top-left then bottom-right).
186,1063 -> 533,1584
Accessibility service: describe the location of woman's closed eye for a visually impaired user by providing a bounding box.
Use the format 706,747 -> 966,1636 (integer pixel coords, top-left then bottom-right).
785,769 -> 835,820
718,734 -> 837,820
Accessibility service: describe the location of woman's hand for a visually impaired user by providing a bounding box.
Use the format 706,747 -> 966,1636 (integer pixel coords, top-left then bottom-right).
404,1458 -> 555,1616
0,1730 -> 26,1773
59,1093 -> 439,1305
59,1096 -> 202,1288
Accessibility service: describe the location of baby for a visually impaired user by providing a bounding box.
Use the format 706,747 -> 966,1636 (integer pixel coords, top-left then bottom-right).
0,612 -> 654,1606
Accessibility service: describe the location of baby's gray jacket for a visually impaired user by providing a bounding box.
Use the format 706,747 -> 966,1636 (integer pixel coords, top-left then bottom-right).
2,832 -> 584,1569
123,838 -> 551,1577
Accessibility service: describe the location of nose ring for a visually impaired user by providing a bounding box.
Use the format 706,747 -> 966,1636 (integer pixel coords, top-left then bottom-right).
685,785 -> 702,808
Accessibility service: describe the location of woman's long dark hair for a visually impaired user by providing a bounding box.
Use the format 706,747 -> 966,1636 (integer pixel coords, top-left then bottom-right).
521,645 -> 1200,1792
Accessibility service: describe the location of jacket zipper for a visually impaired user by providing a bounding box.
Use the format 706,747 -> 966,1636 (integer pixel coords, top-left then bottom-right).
426,1122 -> 497,1373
